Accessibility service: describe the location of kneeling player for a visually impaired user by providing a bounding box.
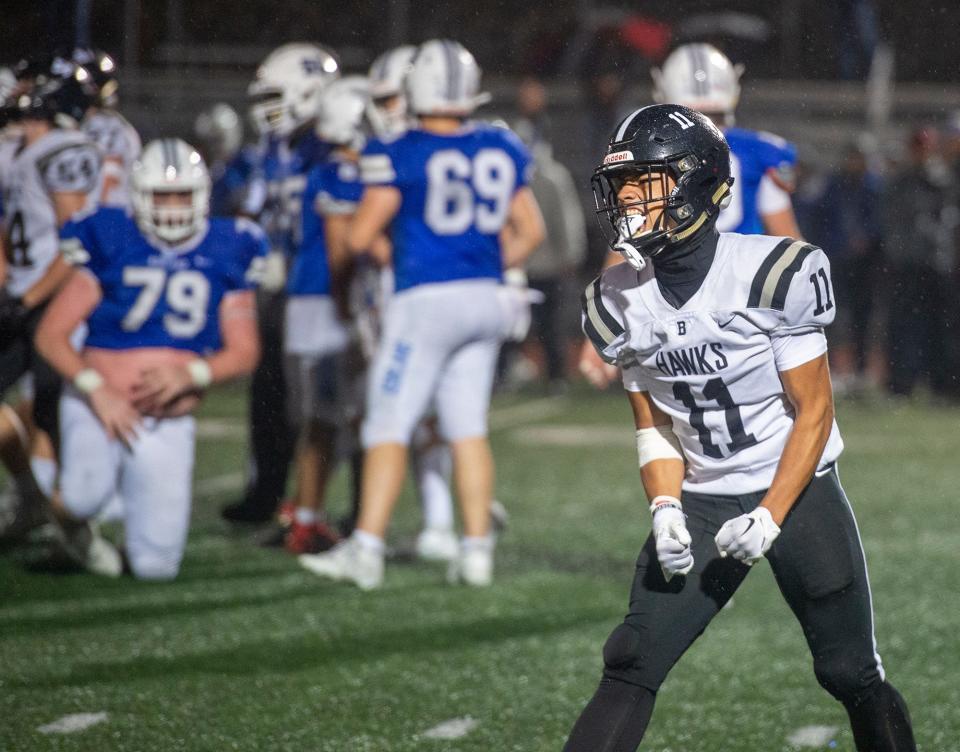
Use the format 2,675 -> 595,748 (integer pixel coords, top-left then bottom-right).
35,138 -> 265,580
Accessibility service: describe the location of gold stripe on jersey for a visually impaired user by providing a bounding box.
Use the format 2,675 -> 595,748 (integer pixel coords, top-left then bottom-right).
757,240 -> 807,309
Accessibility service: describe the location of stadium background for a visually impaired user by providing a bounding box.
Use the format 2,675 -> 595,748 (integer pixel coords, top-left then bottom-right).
3,1 -> 960,750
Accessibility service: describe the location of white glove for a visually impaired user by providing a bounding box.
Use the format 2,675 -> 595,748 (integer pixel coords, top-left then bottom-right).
498,268 -> 545,342
651,501 -> 694,582
258,249 -> 287,293
714,506 -> 781,565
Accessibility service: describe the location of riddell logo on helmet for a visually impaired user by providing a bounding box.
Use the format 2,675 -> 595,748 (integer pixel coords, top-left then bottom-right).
604,150 -> 634,165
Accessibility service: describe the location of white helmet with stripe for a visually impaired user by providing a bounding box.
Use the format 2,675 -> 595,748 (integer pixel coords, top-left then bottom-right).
131,138 -> 211,244
652,43 -> 743,123
405,39 -> 491,118
317,76 -> 369,149
367,45 -> 416,137
248,42 -> 340,138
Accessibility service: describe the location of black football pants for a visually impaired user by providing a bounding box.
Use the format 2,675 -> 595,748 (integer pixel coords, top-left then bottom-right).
241,289 -> 295,515
565,468 -> 916,751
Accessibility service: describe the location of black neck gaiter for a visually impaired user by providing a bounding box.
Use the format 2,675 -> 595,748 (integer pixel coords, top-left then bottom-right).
653,228 -> 719,309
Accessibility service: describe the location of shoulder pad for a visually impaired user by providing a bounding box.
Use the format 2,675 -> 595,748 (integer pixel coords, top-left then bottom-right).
747,238 -> 819,311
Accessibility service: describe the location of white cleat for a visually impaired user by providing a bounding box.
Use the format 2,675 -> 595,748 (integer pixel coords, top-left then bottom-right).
415,527 -> 459,561
59,521 -> 123,577
447,547 -> 494,587
299,538 -> 384,590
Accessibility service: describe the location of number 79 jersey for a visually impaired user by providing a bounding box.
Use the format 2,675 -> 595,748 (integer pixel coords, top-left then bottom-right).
60,207 -> 268,354
360,123 -> 531,292
583,233 -> 844,495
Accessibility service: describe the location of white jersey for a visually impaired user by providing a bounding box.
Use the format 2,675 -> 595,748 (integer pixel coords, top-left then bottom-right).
583,232 -> 844,495
82,109 -> 141,207
1,128 -> 101,297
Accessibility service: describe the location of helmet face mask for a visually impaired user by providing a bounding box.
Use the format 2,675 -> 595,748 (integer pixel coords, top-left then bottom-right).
131,139 -> 211,245
247,43 -> 339,138
593,104 -> 733,262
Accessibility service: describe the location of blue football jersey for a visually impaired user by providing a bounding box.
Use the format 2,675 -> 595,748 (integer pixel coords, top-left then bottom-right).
360,123 -> 532,292
241,132 -> 330,254
60,208 -> 269,354
209,146 -> 257,218
720,127 -> 797,235
287,156 -> 363,297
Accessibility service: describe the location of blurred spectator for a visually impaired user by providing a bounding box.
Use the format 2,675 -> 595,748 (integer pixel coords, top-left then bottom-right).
799,140 -> 883,390
881,127 -> 960,399
513,76 -> 552,148
518,138 -> 587,388
836,0 -> 881,80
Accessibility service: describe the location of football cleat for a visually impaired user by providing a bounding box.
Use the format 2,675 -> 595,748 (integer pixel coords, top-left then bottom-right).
415,527 -> 459,562
447,546 -> 494,587
283,520 -> 341,555
56,521 -> 123,577
299,538 -> 384,590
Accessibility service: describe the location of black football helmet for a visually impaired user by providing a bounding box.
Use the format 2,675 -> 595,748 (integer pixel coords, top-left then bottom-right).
592,103 -> 733,261
19,57 -> 97,127
71,47 -> 119,107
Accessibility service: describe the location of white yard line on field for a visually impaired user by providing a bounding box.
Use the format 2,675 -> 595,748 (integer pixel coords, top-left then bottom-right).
420,717 -> 478,740
487,395 -> 568,432
786,725 -> 839,747
37,713 -> 109,735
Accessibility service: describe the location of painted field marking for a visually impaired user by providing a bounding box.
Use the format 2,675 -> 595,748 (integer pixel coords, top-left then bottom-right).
420,716 -> 478,740
786,725 -> 839,747
37,712 -> 109,735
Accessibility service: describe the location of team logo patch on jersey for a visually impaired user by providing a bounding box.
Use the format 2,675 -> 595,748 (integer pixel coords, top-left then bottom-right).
603,150 -> 634,165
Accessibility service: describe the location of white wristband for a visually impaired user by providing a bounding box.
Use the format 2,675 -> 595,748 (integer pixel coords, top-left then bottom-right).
74,368 -> 104,395
186,359 -> 213,389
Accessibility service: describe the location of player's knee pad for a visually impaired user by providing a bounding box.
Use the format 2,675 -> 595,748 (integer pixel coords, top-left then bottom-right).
602,623 -> 644,673
60,469 -> 114,520
813,650 -> 883,705
128,549 -> 181,581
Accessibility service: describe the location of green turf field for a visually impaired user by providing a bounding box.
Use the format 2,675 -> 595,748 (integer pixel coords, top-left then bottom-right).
1,385 -> 957,751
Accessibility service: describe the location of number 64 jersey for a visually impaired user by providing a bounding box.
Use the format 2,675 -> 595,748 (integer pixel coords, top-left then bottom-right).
584,233 -> 844,496
60,207 -> 268,354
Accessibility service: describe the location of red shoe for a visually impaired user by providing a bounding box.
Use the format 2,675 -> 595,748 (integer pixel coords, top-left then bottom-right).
276,499 -> 296,527
312,520 -> 342,552
284,520 -> 342,555
284,521 -> 317,554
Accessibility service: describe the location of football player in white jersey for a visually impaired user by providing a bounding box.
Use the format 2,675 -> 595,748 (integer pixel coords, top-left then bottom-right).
0,60 -> 101,544
562,104 -> 915,752
73,48 -> 142,209
579,43 -> 803,389
299,40 -> 544,589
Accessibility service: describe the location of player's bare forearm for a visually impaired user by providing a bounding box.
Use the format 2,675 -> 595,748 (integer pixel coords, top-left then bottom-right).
347,186 -> 401,255
501,187 -> 545,269
762,207 -> 802,240
34,269 -> 101,381
53,191 -> 88,228
761,354 -> 834,524
207,292 -> 260,383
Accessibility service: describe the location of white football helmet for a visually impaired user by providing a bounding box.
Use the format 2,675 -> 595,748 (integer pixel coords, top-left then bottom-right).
131,138 -> 211,245
652,43 -> 743,124
317,76 -> 369,149
405,39 -> 491,118
367,45 -> 416,137
194,103 -> 243,161
248,43 -> 339,138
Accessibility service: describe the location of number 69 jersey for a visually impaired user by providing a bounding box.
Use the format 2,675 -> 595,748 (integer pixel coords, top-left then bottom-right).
583,233 -> 844,495
60,207 -> 269,354
360,122 -> 531,292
